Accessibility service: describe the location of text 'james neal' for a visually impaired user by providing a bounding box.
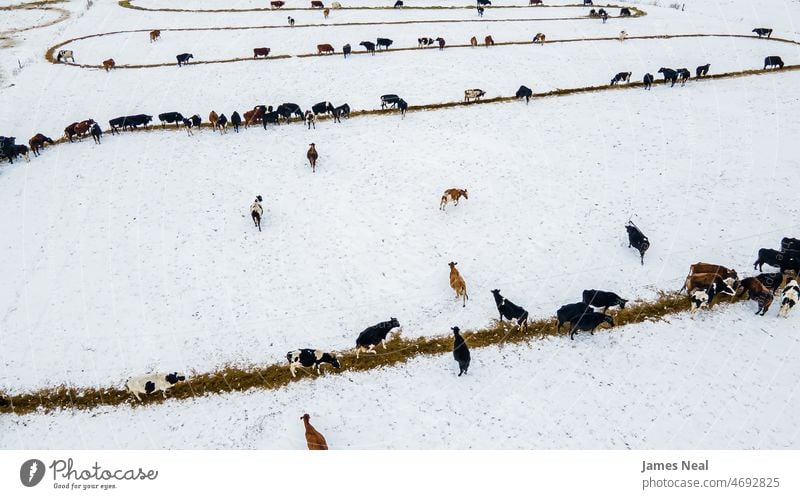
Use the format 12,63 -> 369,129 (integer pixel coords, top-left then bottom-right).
641,460 -> 709,473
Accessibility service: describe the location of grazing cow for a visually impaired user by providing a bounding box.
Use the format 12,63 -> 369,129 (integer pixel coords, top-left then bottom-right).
251,195 -> 263,231
102,58 -> 115,72
754,248 -> 792,271
752,28 -> 773,38
452,327 -> 471,376
317,44 -> 335,55
244,106 -> 266,128
516,85 -> 533,103
0,136 -> 16,164
620,7 -> 631,16
737,277 -> 774,315
568,312 -> 613,340
764,56 -> 784,69
781,237 -> 800,252
189,114 -> 201,127
625,221 -> 650,265
231,111 -> 242,132
687,262 -> 738,283
209,112 -> 220,130
491,289 -> 529,331
7,144 -> 30,162
779,280 -> 800,317
108,114 -> 152,133
484,35 -> 495,46
307,143 -> 318,172
181,118 -> 195,136
312,101 -> 335,117
448,262 -> 468,307
436,37 -> 446,50
696,63 -> 710,78
360,41 -> 376,54
694,276 -> 737,310
643,73 -> 654,90
288,16 -> 295,26
582,289 -> 627,312
477,6 -> 484,16
158,112 -> 185,127
277,103 -> 303,122
149,30 -> 161,42
323,7 -> 330,17
601,11 -> 607,23
176,53 -> 193,66
28,134 -> 54,157
658,67 -> 678,87
583,0 -> 592,4
64,119 -> 95,142
56,50 -> 74,63
301,414 -> 328,450
332,1 -> 341,7
311,0 -> 324,7
253,47 -> 271,58
477,0 -> 491,4
556,301 -> 592,333
588,8 -> 597,17
380,94 -> 401,109
470,36 -> 477,47
756,272 -> 792,295
271,0 -> 284,7
529,0 -> 543,4
464,89 -> 485,102
343,43 -> 351,57
682,273 -> 737,298
305,111 -> 316,130
618,30 -> 628,42
215,113 -> 228,133
397,98 -> 408,118
418,37 -> 434,47
690,288 -> 710,314
125,372 -> 186,402
90,123 -> 102,144
533,33 -> 546,44
394,0 -> 403,7
376,38 -> 393,50
263,110 -> 280,127
333,103 -> 350,122
355,318 -> 401,358
610,72 -> 631,85
440,188 -> 468,210
286,349 -> 340,377
677,68 -> 690,86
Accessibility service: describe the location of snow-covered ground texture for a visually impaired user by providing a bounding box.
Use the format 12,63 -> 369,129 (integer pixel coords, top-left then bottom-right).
3,305 -> 799,449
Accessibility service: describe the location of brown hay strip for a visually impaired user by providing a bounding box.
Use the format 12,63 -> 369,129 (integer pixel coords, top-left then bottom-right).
0,0 -> 69,35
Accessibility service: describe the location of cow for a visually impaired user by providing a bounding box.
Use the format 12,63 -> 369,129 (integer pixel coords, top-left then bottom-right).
477,0 -> 491,5
109,114 -> 152,133
601,10 -> 607,23
764,56 -> 784,69
419,37 -> 435,47
332,1 -> 341,7
277,103 -> 303,122
440,188 -> 468,210
643,73 -> 654,90
490,289 -> 529,331
312,101 -> 335,116
690,288 -> 710,314
176,53 -> 194,66
691,276 -> 737,310
620,7 -> 631,16
360,41 -> 376,55
28,134 -> 54,156
452,327 -> 470,376
380,94 -> 401,109
464,89 -> 485,103
624,222 -> 650,265
394,0 -> 403,7
271,0 -> 284,7
305,111 -> 316,130
582,289 -> 627,312
658,67 -> 678,87
307,143 -> 318,172
288,16 -> 295,26
477,6 -> 484,16
102,58 -> 115,72
56,50 -> 74,63
397,98 -> 408,118
323,7 -> 329,17
158,112 -> 185,127
149,30 -> 161,42
610,72 -> 631,85
682,273 -> 737,298
677,68 -> 690,86
779,280 -> 800,317
533,33 -> 546,44
752,28 -> 773,38
687,263 -> 738,280
696,63 -> 710,78
64,119 -> 95,142
355,318 -> 401,358
782,237 -> 800,252
0,136 -> 16,164
125,372 -> 186,402
333,103 -> 350,122
317,44 -> 335,55
263,110 -> 280,128
376,38 -> 393,50
618,30 -> 628,42
343,43 -> 351,58
251,195 -> 263,231
253,47 -> 271,58
516,85 -> 533,103
90,123 -> 103,144
437,37 -> 446,50
231,111 -> 242,132
583,0 -> 592,4
556,301 -> 592,334
286,349 -> 340,377
181,118 -> 195,136
4,144 -> 30,162
754,248 -> 795,271
569,312 -> 613,340
311,0 -> 324,7
215,113 -> 228,134
470,36 -> 477,47
737,277 -> 774,315
756,272 -> 792,295
484,35 -> 495,46
244,105 -> 266,128
529,0 -> 543,4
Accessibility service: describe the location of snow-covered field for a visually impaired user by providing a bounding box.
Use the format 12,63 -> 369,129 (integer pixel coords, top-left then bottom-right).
2,0 -> 800,449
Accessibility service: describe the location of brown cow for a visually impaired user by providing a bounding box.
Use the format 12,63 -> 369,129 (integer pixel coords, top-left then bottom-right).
102,58 -> 115,72
470,36 -> 477,47
253,47 -> 271,58
529,0 -> 543,4
28,133 -> 54,156
686,262 -> 738,284
307,143 -> 319,172
301,414 -> 328,450
682,272 -> 737,294
243,106 -> 266,128
533,33 -> 546,44
149,30 -> 161,42
485,35 -> 495,46
209,111 -> 219,129
323,8 -> 330,18
64,119 -> 95,142
440,189 -> 468,210
317,44 -> 335,54
737,277 -> 774,315
271,0 -> 284,7
311,0 -> 324,7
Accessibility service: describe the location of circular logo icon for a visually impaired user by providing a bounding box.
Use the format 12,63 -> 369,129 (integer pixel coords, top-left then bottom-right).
20,459 -> 46,487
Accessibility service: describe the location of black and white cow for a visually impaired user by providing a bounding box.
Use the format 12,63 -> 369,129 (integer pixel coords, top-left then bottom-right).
696,63 -> 710,78
779,279 -> 800,318
625,221 -> 650,265
333,103 -> 350,122
381,94 -> 401,109
643,73 -> 654,90
286,349 -> 341,377
477,0 -> 491,5
752,28 -> 773,38
397,98 -> 408,118
582,289 -> 627,312
176,53 -> 194,66
691,276 -> 736,313
355,318 -> 401,357
464,89 -> 486,102
57,50 -> 75,63
556,301 -> 592,333
610,72 -> 631,85
125,372 -> 186,402
312,101 -> 335,116
569,312 -> 613,340
764,56 -> 784,69
491,289 -> 529,331
676,68 -> 690,86
276,103 -> 303,122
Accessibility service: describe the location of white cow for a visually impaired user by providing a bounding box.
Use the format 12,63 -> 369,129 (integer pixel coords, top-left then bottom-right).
618,30 -> 628,42
125,372 -> 186,402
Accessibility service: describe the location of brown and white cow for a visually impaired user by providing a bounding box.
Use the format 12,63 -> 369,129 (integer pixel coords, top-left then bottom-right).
440,188 -> 468,210
149,30 -> 161,42
253,47 -> 271,58
317,44 -> 335,55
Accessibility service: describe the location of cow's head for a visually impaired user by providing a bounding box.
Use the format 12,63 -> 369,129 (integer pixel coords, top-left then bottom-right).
389,317 -> 400,329
165,372 -> 186,384
603,316 -> 615,327
617,298 -> 628,309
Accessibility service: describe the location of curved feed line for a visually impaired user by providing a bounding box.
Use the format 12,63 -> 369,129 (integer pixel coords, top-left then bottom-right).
0,1 -> 70,36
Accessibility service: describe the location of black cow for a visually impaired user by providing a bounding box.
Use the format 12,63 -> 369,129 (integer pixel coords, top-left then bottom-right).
756,272 -> 787,295
620,7 -> 631,16
276,103 -> 303,122
696,63 -> 710,78
643,73 -> 654,90
158,112 -> 185,127
231,111 -> 242,132
176,53 -> 194,66
764,56 -> 784,69
397,98 -> 408,118
343,43 -> 351,58
677,68 -> 690,86
215,113 -> 228,133
610,72 -> 631,85
516,85 -> 533,103
355,318 -> 400,358
109,116 -> 126,134
0,136 -> 17,164
491,289 -> 529,331
477,0 -> 491,5
556,301 -> 592,334
583,0 -> 592,4
394,0 -> 403,7
263,110 -> 280,127
91,123 -> 103,144
376,38 -> 393,50
477,5 -> 484,16
625,221 -> 650,265
582,289 -> 627,312
452,327 -> 470,376
658,67 -> 678,87
754,248 -> 800,272
312,101 -> 335,116
333,103 -> 350,123
782,237 -> 800,252
752,28 -> 773,38
189,115 -> 202,127
381,94 -> 401,108
286,349 -> 341,377
569,312 -> 613,340
360,41 -> 376,55
110,114 -> 152,133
